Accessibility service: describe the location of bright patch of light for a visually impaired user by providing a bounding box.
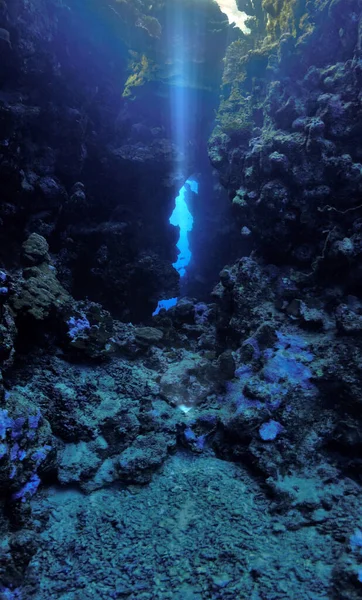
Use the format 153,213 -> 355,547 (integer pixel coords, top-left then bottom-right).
215,0 -> 249,32
170,179 -> 198,277
179,404 -> 193,414
152,179 -> 198,317
152,297 -> 178,316
188,180 -> 199,195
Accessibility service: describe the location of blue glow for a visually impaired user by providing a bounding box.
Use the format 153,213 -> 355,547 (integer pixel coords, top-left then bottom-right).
152,297 -> 178,316
223,330 -> 316,415
67,315 -> 90,339
170,178 -> 198,277
167,1 -> 190,170
12,473 -> 40,502
152,179 -> 198,317
259,420 -> 284,441
350,530 -> 362,551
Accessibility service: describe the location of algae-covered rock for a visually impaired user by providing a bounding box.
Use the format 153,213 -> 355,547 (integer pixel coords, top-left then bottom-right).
22,233 -> 50,267
11,234 -> 71,321
0,306 -> 17,370
12,263 -> 71,321
160,354 -> 218,407
64,302 -> 114,360
217,349 -> 236,380
117,432 -> 175,483
213,257 -> 274,340
58,439 -> 105,487
135,326 -> 164,347
335,304 -> 362,335
0,390 -> 54,504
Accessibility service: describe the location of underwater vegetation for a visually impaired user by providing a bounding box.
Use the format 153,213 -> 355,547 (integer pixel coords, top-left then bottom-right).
0,0 -> 362,599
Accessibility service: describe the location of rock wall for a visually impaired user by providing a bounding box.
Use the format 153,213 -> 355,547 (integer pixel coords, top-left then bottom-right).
3,3 -> 362,599
210,0 -> 362,279
207,1 -> 362,521
0,0 -> 232,322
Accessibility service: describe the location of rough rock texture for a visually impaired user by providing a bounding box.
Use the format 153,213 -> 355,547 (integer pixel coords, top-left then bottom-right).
1,1 -> 362,599
23,454 -> 360,599
210,0 -> 362,279
11,235 -> 71,322
1,287 -> 362,598
0,0 -> 234,322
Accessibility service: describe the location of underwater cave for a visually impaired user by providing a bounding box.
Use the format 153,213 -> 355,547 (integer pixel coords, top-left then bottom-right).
1,0 -> 362,598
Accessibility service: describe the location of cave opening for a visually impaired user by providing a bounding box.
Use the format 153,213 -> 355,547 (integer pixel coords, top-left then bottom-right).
215,0 -> 249,31
153,177 -> 198,316
171,178 -> 198,279
149,0 -> 249,319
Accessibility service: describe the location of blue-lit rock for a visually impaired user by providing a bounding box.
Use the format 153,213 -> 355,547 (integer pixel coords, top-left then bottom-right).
0,1 -> 361,599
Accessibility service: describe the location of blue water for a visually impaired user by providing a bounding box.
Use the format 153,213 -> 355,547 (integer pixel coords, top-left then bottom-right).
152,297 -> 178,316
153,178 -> 198,316
170,178 -> 198,277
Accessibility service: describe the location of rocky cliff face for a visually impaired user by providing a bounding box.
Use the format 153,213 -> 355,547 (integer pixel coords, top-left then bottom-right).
0,0 -> 232,322
210,0 -> 362,278
208,0 -> 362,442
